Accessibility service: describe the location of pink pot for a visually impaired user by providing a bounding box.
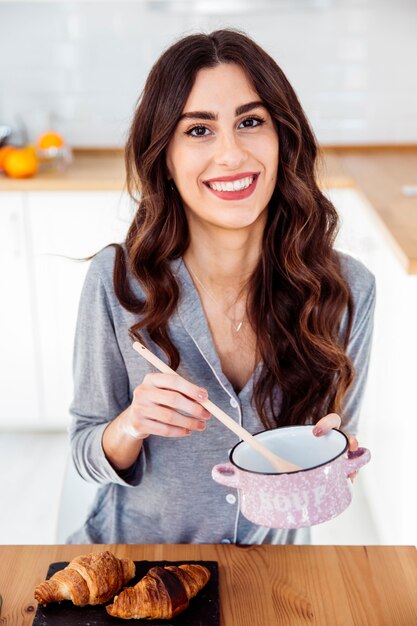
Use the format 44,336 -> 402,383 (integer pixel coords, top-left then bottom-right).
212,425 -> 371,529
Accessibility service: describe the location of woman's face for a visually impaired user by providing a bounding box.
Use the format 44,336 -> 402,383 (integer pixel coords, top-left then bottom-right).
166,63 -> 279,232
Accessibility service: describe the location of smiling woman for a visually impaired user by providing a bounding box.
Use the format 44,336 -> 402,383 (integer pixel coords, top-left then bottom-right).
165,66 -> 278,232
68,29 -> 375,546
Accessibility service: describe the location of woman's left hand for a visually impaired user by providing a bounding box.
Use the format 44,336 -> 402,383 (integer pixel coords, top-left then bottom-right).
312,413 -> 359,482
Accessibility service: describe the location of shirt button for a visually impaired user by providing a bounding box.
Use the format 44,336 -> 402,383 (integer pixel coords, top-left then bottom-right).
229,397 -> 238,408
226,494 -> 236,505
221,538 -> 232,544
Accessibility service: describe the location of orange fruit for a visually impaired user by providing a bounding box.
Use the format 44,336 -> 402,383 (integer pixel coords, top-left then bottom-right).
0,145 -> 15,171
37,131 -> 65,150
3,146 -> 39,178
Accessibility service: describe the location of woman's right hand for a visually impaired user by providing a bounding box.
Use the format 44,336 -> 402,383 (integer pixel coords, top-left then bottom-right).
119,373 -> 211,440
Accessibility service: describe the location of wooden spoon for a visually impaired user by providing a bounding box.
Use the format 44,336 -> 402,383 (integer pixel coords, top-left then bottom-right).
132,341 -> 301,473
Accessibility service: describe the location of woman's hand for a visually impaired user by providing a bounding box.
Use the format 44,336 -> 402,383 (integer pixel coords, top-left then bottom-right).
120,373 -> 211,440
312,413 -> 359,482
103,373 -> 211,471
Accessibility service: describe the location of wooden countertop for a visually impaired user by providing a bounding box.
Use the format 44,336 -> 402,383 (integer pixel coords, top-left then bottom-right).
0,544 -> 416,625
320,147 -> 417,274
1,146 -> 416,273
0,149 -> 127,192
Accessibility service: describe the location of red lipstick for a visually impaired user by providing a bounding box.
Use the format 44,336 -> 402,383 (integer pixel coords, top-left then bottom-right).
204,171 -> 259,183
204,172 -> 259,201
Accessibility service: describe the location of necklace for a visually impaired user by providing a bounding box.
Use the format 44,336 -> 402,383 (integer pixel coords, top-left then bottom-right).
186,264 -> 246,333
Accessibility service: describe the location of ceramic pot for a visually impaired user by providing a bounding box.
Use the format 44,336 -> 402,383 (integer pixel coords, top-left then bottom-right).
212,425 -> 371,529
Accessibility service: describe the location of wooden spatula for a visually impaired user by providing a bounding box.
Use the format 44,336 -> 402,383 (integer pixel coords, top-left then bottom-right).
132,342 -> 301,473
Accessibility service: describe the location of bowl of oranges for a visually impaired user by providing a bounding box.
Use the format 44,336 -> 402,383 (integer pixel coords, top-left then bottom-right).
36,130 -> 72,170
0,144 -> 39,179
0,131 -> 72,179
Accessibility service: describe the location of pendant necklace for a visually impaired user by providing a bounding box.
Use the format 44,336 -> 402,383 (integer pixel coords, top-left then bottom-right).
186,264 -> 246,333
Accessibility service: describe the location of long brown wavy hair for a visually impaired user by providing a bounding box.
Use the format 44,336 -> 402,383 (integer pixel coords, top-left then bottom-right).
111,28 -> 354,428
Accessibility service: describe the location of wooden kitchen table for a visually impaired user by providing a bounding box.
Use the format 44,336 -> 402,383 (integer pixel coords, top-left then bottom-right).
0,544 -> 416,626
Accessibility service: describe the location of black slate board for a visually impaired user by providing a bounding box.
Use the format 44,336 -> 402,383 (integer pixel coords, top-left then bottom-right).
33,560 -> 219,626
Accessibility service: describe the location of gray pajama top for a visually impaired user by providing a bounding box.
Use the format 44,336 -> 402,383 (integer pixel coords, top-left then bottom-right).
68,246 -> 375,545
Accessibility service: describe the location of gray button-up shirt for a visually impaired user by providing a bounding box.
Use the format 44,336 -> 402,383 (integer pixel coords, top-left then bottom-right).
68,246 -> 375,545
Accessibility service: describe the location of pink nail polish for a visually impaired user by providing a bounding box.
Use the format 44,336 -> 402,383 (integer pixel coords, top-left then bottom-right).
313,427 -> 323,436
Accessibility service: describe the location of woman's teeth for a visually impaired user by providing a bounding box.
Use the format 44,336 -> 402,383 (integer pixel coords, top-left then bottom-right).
207,176 -> 254,192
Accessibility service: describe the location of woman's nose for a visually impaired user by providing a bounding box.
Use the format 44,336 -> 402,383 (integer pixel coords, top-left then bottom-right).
214,132 -> 247,169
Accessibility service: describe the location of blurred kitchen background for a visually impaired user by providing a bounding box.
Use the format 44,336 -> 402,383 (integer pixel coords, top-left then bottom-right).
0,0 -> 416,547
1,0 -> 417,146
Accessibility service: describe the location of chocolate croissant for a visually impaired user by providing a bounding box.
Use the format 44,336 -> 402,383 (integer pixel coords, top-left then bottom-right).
106,563 -> 211,619
34,550 -> 135,607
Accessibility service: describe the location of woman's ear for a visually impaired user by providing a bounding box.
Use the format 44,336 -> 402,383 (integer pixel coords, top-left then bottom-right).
166,144 -> 175,181
166,160 -> 173,181
165,162 -> 175,190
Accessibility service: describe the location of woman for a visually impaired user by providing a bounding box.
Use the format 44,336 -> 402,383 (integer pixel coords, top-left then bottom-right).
68,29 -> 375,545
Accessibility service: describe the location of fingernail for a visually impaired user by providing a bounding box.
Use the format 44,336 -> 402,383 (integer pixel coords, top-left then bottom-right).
313,427 -> 323,436
198,421 -> 206,430
198,389 -> 208,400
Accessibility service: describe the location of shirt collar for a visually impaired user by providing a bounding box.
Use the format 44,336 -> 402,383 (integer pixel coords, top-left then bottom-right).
171,257 -> 259,400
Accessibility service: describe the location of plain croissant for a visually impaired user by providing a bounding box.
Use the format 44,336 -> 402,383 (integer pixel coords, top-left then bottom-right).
106,563 -> 211,619
34,550 -> 135,607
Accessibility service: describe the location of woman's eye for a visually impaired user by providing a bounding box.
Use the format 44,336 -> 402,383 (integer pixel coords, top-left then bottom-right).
239,116 -> 265,129
186,125 -> 211,137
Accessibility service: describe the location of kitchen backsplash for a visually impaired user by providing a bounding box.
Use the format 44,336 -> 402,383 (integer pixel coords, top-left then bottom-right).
0,0 -> 416,147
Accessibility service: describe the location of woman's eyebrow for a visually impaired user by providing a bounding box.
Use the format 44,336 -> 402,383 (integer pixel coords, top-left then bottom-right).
236,100 -> 265,116
179,100 -> 265,122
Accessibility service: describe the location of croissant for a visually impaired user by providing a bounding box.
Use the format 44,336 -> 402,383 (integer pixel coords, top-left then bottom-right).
34,550 -> 135,607
106,563 -> 211,619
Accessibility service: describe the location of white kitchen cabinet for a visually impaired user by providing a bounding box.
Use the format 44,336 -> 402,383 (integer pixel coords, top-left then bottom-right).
0,193 -> 40,428
329,187 -> 417,546
27,191 -> 133,429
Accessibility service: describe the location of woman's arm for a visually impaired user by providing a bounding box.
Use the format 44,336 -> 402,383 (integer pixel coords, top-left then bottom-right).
339,260 -> 376,437
69,252 -> 136,485
313,256 -> 376,479
70,249 -> 210,480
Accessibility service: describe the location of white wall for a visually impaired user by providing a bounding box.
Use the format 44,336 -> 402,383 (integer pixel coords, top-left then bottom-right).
0,0 -> 416,147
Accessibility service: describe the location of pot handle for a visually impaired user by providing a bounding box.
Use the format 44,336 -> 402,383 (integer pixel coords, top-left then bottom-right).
212,463 -> 240,489
343,447 -> 371,475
